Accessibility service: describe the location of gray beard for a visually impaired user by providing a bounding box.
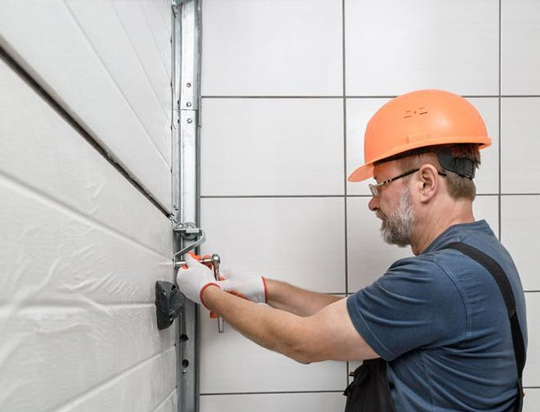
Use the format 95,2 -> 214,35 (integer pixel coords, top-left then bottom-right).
379,189 -> 416,247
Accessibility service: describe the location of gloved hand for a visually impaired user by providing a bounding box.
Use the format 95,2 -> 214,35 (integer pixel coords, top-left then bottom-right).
176,253 -> 220,307
219,271 -> 267,304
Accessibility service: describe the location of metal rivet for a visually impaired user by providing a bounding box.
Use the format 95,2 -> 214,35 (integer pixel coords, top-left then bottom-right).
186,82 -> 192,88
186,102 -> 192,108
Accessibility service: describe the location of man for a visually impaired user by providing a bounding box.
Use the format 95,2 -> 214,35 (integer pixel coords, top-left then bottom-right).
177,89 -> 527,411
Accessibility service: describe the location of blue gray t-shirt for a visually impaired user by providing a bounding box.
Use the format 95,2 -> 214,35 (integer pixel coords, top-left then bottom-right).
347,220 -> 527,411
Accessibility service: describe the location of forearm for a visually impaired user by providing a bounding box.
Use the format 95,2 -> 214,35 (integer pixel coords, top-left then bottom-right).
202,285 -> 314,363
264,279 -> 342,316
202,285 -> 377,363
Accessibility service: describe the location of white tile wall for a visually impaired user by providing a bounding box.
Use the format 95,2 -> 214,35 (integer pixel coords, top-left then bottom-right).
501,98 -> 540,194
524,388 -> 540,412
200,392 -> 345,412
501,196 -> 540,291
201,0 -> 343,96
201,0 -> 540,409
0,0 -> 172,210
345,0 -> 499,96
473,195 -> 500,237
501,0 -> 540,95
523,293 -> 540,387
199,313 -> 347,394
201,98 -> 344,196
200,198 -> 346,293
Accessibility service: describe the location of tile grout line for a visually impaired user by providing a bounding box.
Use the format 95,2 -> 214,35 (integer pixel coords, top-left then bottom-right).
342,0 -> 351,388
498,0 -> 503,241
200,95 -> 540,99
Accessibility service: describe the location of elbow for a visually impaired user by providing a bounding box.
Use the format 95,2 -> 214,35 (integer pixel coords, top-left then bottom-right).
286,342 -> 322,365
290,352 -> 313,365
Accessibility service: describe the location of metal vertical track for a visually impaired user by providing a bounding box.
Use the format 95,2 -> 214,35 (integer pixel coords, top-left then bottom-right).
172,0 -> 202,411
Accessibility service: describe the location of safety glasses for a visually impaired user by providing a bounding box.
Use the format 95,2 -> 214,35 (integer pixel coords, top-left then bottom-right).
368,169 -> 420,197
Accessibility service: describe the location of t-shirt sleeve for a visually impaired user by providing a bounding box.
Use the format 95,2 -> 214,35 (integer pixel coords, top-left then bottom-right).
346,257 -> 467,361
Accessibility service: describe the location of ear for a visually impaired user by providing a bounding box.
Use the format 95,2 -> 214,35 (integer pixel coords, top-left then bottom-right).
416,164 -> 440,203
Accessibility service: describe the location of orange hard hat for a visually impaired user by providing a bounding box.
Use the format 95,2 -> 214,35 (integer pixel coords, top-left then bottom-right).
348,89 -> 491,182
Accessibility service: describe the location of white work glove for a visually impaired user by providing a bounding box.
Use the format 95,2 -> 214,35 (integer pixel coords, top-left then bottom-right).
176,254 -> 221,307
219,271 -> 267,304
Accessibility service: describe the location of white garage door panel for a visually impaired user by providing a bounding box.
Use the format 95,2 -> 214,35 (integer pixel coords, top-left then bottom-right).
0,306 -> 174,412
0,58 -> 171,258
55,349 -> 177,412
65,0 -> 171,165
111,0 -> 172,117
0,176 -> 173,304
0,0 -> 171,210
140,0 -> 172,81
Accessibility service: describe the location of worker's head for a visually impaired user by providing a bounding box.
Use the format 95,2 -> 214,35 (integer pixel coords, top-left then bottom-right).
367,144 -> 481,247
349,89 -> 490,248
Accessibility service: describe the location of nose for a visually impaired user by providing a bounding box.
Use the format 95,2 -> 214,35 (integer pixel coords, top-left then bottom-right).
368,195 -> 379,212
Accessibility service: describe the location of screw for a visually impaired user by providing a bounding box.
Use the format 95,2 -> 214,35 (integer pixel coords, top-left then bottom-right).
186,102 -> 192,108
186,82 -> 192,88
187,118 -> 193,124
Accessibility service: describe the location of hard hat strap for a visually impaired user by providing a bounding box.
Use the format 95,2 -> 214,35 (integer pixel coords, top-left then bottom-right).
374,145 -> 477,180
435,150 -> 476,180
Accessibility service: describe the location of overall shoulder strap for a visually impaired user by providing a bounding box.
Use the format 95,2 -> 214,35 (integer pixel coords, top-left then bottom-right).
442,242 -> 526,411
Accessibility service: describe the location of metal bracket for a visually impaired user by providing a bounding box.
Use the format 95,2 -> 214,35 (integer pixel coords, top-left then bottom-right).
172,222 -> 206,268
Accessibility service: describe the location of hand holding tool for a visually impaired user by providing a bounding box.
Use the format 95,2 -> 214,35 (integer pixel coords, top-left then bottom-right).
176,253 -> 220,307
176,252 -> 225,333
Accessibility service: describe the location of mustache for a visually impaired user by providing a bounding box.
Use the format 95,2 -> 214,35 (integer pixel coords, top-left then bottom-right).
376,210 -> 386,220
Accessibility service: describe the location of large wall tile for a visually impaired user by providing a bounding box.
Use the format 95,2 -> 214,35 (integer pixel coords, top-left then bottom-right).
200,392 -> 345,412
501,195 -> 540,291
524,388 -> 540,412
199,313 -> 347,393
473,195 -> 500,237
501,0 -> 540,95
501,98 -> 540,194
201,198 -> 346,294
345,0 -> 499,96
201,99 -> 344,196
201,0 -> 343,96
523,293 -> 540,387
